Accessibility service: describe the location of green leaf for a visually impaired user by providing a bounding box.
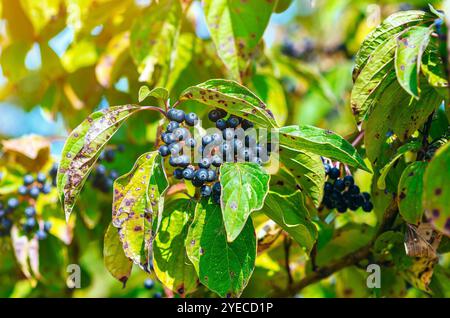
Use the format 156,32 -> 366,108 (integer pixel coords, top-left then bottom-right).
364,79 -> 442,166
153,199 -> 198,294
20,0 -> 60,34
103,223 -> 133,286
180,79 -> 278,128
395,25 -> 432,98
278,125 -> 370,172
423,142 -> 450,236
250,74 -> 288,126
57,105 -> 142,221
61,40 -> 98,73
377,140 -> 421,190
278,146 -> 325,207
112,152 -> 168,271
130,0 -> 181,83
421,38 -> 449,94
219,163 -> 270,242
138,86 -> 169,103
262,191 -> 317,253
95,31 -> 130,88
203,0 -> 275,81
353,10 -> 432,81
398,161 -> 427,225
186,199 -> 256,298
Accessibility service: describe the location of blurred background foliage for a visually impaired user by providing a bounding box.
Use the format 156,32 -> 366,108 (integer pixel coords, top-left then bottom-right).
0,0 -> 447,298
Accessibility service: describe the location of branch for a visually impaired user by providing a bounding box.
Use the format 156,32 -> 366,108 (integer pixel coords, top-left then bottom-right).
273,199 -> 398,297
283,236 -> 293,290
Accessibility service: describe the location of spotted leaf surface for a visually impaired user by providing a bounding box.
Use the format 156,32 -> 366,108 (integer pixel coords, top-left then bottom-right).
278,146 -> 325,207
203,0 -> 275,81
112,152 -> 168,271
278,125 -> 370,172
153,199 -> 198,295
219,163 -> 270,242
180,79 -> 278,128
130,0 -> 181,83
395,25 -> 432,98
186,199 -> 256,298
57,105 -> 141,221
423,142 -> 450,237
398,161 -> 427,225
262,191 -> 317,253
103,223 -> 133,285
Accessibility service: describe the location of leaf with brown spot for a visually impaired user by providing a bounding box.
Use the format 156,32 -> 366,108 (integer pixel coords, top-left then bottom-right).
186,199 -> 256,298
113,151 -> 168,272
398,161 -> 427,224
57,105 -> 144,221
423,142 -> 450,237
180,79 -> 278,128
219,163 -> 270,242
104,223 -> 133,286
203,0 -> 275,81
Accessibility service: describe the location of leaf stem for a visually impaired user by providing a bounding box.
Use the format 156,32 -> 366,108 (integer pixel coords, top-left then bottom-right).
351,130 -> 365,147
141,105 -> 167,117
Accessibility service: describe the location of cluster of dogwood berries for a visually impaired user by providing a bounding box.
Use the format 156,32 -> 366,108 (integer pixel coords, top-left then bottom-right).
88,145 -> 124,193
0,169 -> 54,238
158,108 -> 271,204
321,163 -> 373,213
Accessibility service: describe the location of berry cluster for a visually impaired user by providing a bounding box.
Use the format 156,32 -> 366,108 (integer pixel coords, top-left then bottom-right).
143,279 -> 162,298
158,108 -> 271,203
0,171 -> 54,239
321,164 -> 373,213
88,146 -> 124,193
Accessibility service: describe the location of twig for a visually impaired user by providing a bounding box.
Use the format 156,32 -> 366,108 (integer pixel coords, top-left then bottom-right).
352,130 -> 365,147
273,199 -> 398,297
417,112 -> 434,161
141,105 -> 167,117
283,236 -> 293,290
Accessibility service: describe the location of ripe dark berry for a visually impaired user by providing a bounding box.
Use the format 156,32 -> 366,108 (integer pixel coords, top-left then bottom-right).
328,167 -> 340,179
104,149 -> 116,162
182,168 -> 195,180
212,182 -> 221,194
173,128 -> 189,141
185,138 -> 196,148
241,119 -> 254,130
37,172 -> 47,184
185,112 -> 198,126
49,164 -> 58,178
199,157 -> 211,169
166,121 -> 179,133
200,185 -> 212,197
178,155 -> 190,168
353,194 -> 364,207
169,143 -> 182,155
169,156 -> 180,167
7,198 -> 19,209
167,109 -> 185,123
18,186 -> 28,196
207,170 -> 217,182
362,192 -> 371,201
208,109 -> 225,122
29,186 -> 40,198
324,182 -> 333,193
24,218 -> 36,231
324,164 -> 331,174
334,179 -> 345,191
216,119 -> 227,130
44,221 -> 52,232
227,116 -> 241,128
362,201 -> 374,212
212,192 -> 220,204
159,145 -> 170,157
41,184 -> 52,194
2,218 -> 12,230
96,164 -> 107,176
25,206 -> 36,218
202,135 -> 213,146
211,155 -> 223,167
192,177 -> 204,187
348,185 -> 360,195
153,292 -> 163,299
144,278 -> 155,290
24,175 -> 34,186
163,133 -> 177,145
196,169 -> 209,182
343,175 -> 354,187
37,230 -> 47,240
336,204 -> 347,213
174,169 -> 184,180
